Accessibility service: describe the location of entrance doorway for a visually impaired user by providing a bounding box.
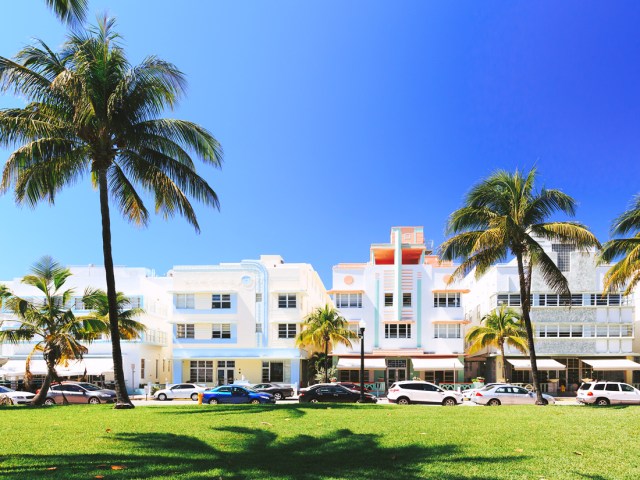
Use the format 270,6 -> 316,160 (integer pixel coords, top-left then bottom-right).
217,360 -> 235,385
387,359 -> 407,387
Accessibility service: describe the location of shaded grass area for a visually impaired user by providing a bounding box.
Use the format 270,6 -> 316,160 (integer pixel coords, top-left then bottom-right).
0,403 -> 639,479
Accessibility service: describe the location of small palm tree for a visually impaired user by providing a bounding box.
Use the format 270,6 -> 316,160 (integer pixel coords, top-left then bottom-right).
0,256 -> 110,405
296,305 -> 357,383
45,0 -> 88,25
80,288 -> 146,341
439,168 -> 600,403
466,305 -> 528,382
599,195 -> 640,295
0,18 -> 222,408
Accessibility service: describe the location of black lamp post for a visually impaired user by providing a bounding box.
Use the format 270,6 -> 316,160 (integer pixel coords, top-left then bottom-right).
358,319 -> 366,403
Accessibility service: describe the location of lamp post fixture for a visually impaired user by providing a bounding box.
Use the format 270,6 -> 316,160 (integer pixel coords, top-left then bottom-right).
358,319 -> 366,403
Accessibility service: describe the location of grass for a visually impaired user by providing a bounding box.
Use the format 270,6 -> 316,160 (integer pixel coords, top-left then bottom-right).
0,403 -> 638,479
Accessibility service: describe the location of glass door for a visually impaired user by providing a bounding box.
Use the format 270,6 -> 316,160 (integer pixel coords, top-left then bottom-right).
387,359 -> 407,388
217,360 -> 235,385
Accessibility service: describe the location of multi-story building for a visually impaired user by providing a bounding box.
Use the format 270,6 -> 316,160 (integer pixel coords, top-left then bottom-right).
0,265 -> 172,390
463,238 -> 640,392
331,227 -> 467,389
167,255 -> 329,389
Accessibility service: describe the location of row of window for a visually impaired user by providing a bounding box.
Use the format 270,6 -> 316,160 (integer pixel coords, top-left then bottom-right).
188,360 -> 285,383
176,323 -> 297,339
175,293 -> 297,310
497,293 -> 631,307
335,292 -> 462,309
535,324 -> 634,338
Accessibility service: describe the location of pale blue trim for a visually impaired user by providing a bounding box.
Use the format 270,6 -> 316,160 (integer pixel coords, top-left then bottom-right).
173,360 -> 183,383
290,360 -> 301,386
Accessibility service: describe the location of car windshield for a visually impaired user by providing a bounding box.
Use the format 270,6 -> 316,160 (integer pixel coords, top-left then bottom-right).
74,383 -> 101,391
0,386 -> 14,393
479,385 -> 495,391
578,383 -> 592,390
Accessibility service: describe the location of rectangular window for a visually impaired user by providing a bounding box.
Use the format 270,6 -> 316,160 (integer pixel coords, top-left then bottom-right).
552,244 -> 576,272
128,296 -> 142,309
278,294 -> 297,308
335,293 -> 363,308
621,325 -> 633,337
434,293 -> 461,308
385,293 -> 394,307
176,324 -> 195,339
212,294 -> 231,309
571,325 -> 583,337
558,325 -> 571,338
434,324 -> 461,339
571,294 -> 583,306
256,293 -> 263,303
278,323 -> 297,339
546,325 -> 559,337
73,298 -> 86,310
384,323 -> 412,338
339,370 -> 370,383
190,360 -> 214,383
402,293 -> 412,307
255,323 -> 263,333
175,294 -> 195,309
262,361 -> 284,382
387,359 -> 406,368
140,358 -> 145,379
211,324 -> 231,339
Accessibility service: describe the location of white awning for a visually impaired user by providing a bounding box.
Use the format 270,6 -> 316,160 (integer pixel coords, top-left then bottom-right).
582,359 -> 640,371
0,359 -> 48,376
507,359 -> 566,370
336,358 -> 386,369
0,358 -> 113,377
411,358 -> 464,371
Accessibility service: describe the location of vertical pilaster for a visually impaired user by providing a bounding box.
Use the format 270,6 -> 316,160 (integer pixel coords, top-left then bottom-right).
394,228 -> 402,321
417,279 -> 422,348
172,360 -> 182,383
375,277 -> 380,348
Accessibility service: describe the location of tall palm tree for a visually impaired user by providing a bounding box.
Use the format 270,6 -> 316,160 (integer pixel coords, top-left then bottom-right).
45,0 -> 88,25
0,18 -> 222,408
296,305 -> 357,383
465,305 -> 528,382
439,168 -> 599,403
81,288 -> 146,341
0,256 -> 110,405
599,195 -> 640,295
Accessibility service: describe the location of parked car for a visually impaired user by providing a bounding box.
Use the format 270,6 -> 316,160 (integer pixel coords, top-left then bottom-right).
203,385 -> 275,405
462,383 -> 507,400
337,382 -> 372,392
153,383 -> 207,401
44,381 -> 117,405
387,381 -> 462,406
0,385 -> 35,405
577,381 -> 640,406
298,384 -> 377,403
471,384 -> 555,406
251,383 -> 294,400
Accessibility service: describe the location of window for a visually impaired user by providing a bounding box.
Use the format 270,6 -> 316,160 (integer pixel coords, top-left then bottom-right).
278,324 -> 297,339
385,324 -> 411,338
385,293 -> 393,307
339,370 -> 370,382
605,384 -> 620,392
335,293 -> 362,308
155,359 -> 158,378
190,360 -> 213,383
278,294 -> 297,308
128,296 -> 142,309
211,324 -> 231,339
255,323 -> 263,333
256,293 -> 263,302
402,293 -> 412,307
176,294 -> 195,309
212,294 -> 231,309
176,324 -> 195,339
140,359 -> 145,379
552,244 -> 576,272
73,298 -> 86,310
387,359 -> 406,368
262,361 -> 284,382
434,293 -> 461,308
434,324 -> 461,339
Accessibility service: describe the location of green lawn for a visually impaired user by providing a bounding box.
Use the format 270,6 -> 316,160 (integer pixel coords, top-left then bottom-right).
0,403 -> 638,479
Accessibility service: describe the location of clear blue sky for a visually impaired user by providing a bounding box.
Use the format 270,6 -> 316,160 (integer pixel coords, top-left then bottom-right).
1,1 -> 639,287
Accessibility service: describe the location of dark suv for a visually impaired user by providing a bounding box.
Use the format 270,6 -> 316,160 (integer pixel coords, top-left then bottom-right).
44,381 -> 117,405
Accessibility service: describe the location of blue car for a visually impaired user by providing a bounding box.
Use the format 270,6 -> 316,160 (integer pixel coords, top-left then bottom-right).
202,385 -> 276,405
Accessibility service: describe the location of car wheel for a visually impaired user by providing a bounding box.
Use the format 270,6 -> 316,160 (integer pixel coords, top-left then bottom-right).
273,392 -> 283,400
251,399 -> 261,405
442,397 -> 457,407
88,397 -> 101,405
44,398 -> 55,406
157,393 -> 167,401
191,393 -> 199,401
309,399 -> 319,403
208,398 -> 218,405
488,399 -> 501,406
397,397 -> 410,405
596,397 -> 610,406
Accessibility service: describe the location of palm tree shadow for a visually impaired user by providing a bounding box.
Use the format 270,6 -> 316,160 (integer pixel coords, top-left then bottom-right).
1,428 -> 524,480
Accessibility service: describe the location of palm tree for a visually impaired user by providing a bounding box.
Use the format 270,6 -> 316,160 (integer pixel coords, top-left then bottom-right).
81,288 -> 146,341
0,18 -> 222,408
439,168 -> 600,403
45,0 -> 88,25
599,195 -> 640,295
0,256 -> 110,405
465,305 -> 528,382
296,305 -> 357,383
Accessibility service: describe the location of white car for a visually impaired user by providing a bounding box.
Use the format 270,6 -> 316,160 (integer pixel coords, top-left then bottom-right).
0,385 -> 36,405
462,383 -> 507,400
153,383 -> 207,401
471,384 -> 555,406
577,381 -> 640,406
387,381 -> 463,406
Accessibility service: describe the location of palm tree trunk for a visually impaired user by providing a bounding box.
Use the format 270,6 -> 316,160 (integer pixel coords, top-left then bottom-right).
31,370 -> 53,405
515,252 -> 544,404
98,168 -> 134,409
499,338 -> 508,382
324,341 -> 329,383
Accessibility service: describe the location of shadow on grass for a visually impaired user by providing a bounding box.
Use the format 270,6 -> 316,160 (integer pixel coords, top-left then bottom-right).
163,402 -> 384,419
0,427 -> 524,479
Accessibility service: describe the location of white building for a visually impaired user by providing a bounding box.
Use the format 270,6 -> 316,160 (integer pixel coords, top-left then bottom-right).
331,227 -> 467,390
463,238 -> 640,392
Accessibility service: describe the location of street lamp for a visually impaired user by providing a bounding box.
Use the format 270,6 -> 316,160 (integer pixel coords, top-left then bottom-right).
358,319 -> 366,403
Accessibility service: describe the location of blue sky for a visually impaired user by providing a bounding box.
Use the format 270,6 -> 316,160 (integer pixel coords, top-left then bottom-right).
1,1 -> 639,286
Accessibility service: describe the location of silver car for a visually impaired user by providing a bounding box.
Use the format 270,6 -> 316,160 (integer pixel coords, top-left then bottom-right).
471,384 -> 555,406
44,381 -> 117,405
